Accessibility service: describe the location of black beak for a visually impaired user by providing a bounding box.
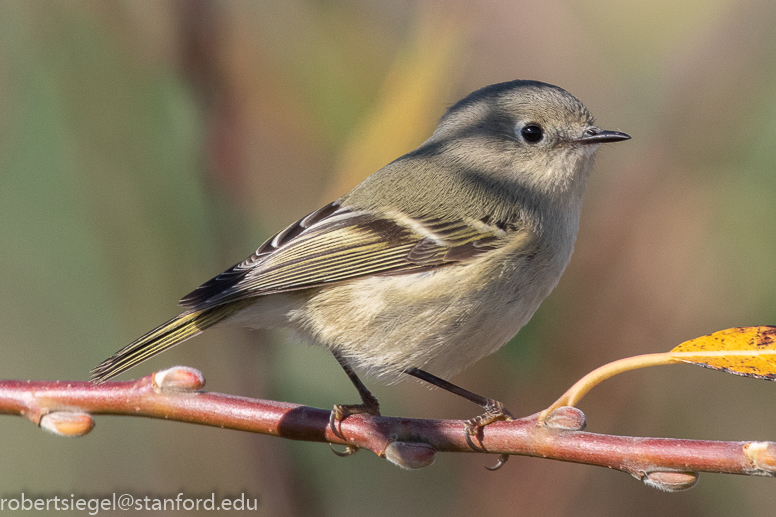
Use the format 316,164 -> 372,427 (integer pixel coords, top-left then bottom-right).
575,128 -> 631,144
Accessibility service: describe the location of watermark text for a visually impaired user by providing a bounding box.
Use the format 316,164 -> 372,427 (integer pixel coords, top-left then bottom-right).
0,493 -> 258,514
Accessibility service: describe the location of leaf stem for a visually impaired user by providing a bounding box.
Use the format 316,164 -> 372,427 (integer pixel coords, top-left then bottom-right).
539,352 -> 678,423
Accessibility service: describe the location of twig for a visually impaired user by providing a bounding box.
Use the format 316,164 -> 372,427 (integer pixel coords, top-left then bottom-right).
0,366 -> 773,490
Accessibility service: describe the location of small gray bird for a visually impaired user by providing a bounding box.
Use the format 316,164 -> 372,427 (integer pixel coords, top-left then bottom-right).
92,80 -> 629,433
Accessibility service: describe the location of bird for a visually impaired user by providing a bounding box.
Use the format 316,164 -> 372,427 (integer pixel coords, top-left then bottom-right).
92,79 -> 630,434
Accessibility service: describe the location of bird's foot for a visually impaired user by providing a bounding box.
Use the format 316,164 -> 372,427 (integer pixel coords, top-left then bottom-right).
329,393 -> 381,440
464,399 -> 514,435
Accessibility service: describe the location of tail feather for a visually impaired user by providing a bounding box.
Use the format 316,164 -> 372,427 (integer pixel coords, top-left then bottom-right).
91,300 -> 254,383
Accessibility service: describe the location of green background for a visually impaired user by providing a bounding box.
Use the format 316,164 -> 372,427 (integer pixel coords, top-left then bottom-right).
1,1 -> 775,515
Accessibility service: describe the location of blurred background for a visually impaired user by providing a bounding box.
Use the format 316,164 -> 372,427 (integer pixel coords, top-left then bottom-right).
1,0 -> 775,515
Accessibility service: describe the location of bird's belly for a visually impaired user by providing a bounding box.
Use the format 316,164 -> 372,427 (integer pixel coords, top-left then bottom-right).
288,250 -> 562,381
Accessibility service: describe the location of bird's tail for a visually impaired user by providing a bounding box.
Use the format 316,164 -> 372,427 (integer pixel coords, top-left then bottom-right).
91,300 -> 254,384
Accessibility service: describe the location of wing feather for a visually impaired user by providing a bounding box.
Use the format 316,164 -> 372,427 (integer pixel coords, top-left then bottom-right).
180,202 -> 521,311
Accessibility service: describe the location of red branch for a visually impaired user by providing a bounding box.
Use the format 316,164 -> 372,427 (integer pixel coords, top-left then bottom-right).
1,366 -> 773,490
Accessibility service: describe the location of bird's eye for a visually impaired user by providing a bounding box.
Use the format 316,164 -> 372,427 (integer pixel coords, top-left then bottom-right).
519,124 -> 544,143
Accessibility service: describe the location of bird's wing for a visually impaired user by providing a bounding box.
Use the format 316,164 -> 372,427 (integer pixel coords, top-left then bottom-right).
179,201 -> 520,310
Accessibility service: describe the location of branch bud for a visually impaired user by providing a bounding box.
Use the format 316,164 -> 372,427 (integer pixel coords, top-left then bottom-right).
542,406 -> 586,431
40,412 -> 95,437
642,471 -> 699,492
384,442 -> 436,470
153,366 -> 206,394
744,441 -> 776,474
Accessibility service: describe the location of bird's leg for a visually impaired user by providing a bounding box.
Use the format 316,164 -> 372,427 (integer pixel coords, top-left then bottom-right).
329,350 -> 381,438
405,367 -> 513,435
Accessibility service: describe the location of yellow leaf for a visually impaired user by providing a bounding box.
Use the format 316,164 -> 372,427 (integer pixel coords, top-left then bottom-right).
670,326 -> 776,380
539,326 -> 776,424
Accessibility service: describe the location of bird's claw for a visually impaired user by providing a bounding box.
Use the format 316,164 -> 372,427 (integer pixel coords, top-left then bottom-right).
464,399 -> 514,435
329,406 -> 346,439
330,443 -> 360,457
328,397 -> 380,457
484,453 -> 510,471
329,396 -> 381,440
